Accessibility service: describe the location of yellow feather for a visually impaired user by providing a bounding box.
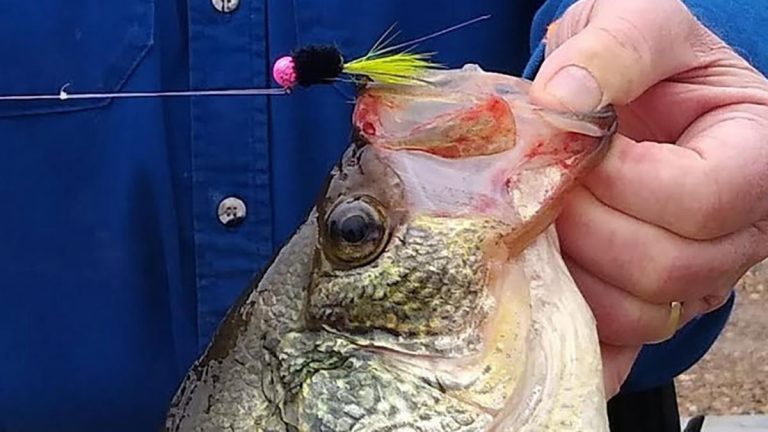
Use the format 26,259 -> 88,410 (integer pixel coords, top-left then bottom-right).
336,15 -> 490,86
342,52 -> 443,85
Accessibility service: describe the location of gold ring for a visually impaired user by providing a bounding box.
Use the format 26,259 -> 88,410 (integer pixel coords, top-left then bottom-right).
651,301 -> 683,344
664,301 -> 683,342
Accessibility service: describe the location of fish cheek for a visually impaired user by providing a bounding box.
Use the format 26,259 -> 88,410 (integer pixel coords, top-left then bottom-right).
306,226 -> 408,334
307,217 -> 499,341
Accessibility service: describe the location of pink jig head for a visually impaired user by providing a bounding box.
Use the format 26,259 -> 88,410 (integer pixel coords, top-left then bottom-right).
271,46 -> 345,90
272,55 -> 298,89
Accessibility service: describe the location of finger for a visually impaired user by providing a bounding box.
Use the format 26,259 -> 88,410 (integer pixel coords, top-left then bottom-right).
542,1 -> 593,59
600,343 -> 640,399
611,71 -> 768,144
587,108 -> 768,240
530,0 -> 708,111
564,255 -> 686,346
556,185 -> 766,304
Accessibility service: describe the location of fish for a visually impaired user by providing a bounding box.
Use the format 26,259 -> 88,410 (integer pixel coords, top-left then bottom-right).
162,64 -> 618,432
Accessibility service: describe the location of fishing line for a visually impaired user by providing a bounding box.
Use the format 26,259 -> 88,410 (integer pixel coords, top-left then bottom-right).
370,14 -> 491,57
0,84 -> 288,102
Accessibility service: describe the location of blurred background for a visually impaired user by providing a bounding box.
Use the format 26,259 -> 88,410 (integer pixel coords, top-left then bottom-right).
676,259 -> 768,430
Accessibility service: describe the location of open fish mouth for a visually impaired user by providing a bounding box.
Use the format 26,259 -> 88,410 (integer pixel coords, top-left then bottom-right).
163,65 -> 618,432
352,65 -> 616,256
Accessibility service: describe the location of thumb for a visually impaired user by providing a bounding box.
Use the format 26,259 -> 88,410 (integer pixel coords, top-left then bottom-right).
529,0 -> 708,112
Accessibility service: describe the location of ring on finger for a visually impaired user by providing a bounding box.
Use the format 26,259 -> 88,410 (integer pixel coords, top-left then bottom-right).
652,301 -> 683,344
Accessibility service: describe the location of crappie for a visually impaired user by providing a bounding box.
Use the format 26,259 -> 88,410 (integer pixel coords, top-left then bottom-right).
163,65 -> 617,432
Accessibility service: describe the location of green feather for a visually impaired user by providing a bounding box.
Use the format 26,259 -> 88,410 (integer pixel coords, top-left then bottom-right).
339,15 -> 490,85
342,51 -> 443,85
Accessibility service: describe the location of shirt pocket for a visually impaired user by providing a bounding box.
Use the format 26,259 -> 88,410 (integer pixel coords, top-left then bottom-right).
0,0 -> 154,117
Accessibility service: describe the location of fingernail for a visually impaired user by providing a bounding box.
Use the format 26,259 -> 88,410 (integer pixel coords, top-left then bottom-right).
544,65 -> 603,112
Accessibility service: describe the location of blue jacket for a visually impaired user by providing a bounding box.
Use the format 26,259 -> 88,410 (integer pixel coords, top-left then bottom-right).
0,1 -> 763,431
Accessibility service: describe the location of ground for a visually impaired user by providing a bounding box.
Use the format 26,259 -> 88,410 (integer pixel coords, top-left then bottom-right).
675,261 -> 768,416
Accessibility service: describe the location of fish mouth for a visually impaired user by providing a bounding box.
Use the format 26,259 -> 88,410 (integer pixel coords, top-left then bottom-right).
353,65 -> 617,158
351,65 -> 618,236
356,100 -> 616,262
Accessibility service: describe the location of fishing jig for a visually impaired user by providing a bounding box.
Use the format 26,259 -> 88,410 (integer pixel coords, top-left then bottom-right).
271,14 -> 490,89
0,15 -> 490,102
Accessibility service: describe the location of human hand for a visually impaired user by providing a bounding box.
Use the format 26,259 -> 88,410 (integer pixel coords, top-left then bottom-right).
529,0 -> 768,397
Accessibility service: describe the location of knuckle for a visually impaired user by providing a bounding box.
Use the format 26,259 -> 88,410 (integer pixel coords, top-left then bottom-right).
679,169 -> 725,239
648,247 -> 696,302
625,306 -> 651,343
592,20 -> 651,68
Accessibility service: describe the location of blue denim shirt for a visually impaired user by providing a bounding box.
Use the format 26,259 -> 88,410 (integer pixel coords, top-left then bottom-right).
0,1 -> 763,431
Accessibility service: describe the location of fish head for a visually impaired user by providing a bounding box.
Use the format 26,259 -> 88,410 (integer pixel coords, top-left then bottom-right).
308,64 -> 615,354
164,65 -> 617,432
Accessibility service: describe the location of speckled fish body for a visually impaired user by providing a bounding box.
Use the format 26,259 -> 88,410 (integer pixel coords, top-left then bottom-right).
163,65 -> 618,432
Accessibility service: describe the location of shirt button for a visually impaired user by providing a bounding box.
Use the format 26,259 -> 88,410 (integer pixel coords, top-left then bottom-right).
218,197 -> 247,227
211,0 -> 239,13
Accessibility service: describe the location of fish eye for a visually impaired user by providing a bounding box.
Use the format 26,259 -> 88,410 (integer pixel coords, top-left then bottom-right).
323,196 -> 388,266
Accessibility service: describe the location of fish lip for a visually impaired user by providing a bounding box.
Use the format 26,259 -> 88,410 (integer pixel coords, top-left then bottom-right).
571,104 -> 618,122
355,67 -> 619,141
575,104 -> 619,134
498,119 -> 616,258
535,103 -> 619,138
